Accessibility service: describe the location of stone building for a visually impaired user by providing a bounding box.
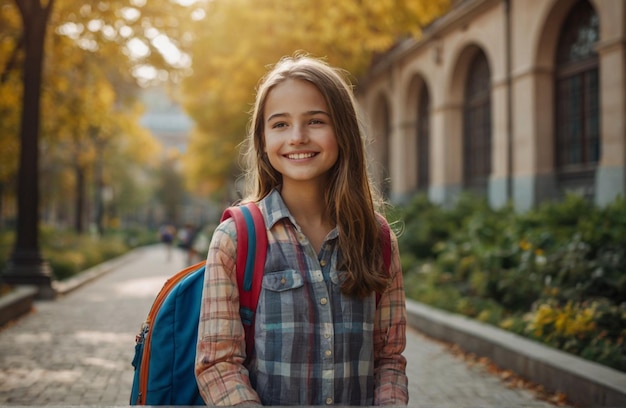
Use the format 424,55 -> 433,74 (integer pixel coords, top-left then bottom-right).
140,87 -> 194,154
358,0 -> 625,211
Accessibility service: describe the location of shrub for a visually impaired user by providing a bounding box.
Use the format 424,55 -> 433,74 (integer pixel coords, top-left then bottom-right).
0,226 -> 156,283
396,193 -> 626,372
396,194 -> 452,260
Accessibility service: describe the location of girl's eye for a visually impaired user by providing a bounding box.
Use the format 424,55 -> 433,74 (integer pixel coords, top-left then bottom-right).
309,119 -> 324,125
272,122 -> 287,129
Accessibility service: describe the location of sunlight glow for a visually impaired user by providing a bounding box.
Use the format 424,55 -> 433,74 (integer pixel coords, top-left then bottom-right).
191,8 -> 206,20
127,38 -> 150,58
119,26 -> 134,38
87,19 -> 103,32
145,27 -> 159,40
120,7 -> 141,22
102,25 -> 116,40
133,65 -> 157,81
153,34 -> 182,65
56,22 -> 83,39
77,38 -> 98,52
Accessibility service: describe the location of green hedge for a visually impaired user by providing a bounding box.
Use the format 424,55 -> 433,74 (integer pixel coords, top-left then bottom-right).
396,193 -> 626,372
0,227 -> 158,282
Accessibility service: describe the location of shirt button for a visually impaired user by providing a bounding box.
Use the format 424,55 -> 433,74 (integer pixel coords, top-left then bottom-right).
320,260 -> 327,267
320,298 -> 328,305
325,349 -> 332,357
326,397 -> 333,404
280,277 -> 286,284
324,333 -> 331,339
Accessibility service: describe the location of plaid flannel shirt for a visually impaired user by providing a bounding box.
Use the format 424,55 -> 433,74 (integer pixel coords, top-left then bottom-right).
196,190 -> 408,406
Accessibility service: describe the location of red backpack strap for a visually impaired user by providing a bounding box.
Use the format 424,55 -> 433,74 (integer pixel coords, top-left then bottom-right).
220,202 -> 267,364
375,214 -> 392,305
220,207 -> 249,290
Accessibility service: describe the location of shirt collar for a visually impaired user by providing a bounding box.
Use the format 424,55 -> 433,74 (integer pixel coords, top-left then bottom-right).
259,189 -> 339,240
259,188 -> 293,229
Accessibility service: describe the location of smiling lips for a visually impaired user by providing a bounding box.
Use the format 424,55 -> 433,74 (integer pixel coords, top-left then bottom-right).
285,152 -> 317,160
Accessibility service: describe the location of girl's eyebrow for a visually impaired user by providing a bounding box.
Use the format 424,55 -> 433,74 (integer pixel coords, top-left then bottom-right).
305,110 -> 330,117
266,112 -> 289,122
266,110 -> 330,122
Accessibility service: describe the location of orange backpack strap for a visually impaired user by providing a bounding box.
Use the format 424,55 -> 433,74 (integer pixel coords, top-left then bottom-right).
220,203 -> 267,364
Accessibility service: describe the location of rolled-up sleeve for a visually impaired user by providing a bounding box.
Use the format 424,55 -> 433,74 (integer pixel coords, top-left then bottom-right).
373,232 -> 409,405
195,220 -> 261,406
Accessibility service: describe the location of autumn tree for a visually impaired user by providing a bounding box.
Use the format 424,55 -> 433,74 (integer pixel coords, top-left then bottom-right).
1,0 -> 196,297
180,0 -> 450,199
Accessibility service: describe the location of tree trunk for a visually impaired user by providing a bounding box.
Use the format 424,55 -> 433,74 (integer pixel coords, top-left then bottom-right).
74,164 -> 85,234
4,0 -> 56,299
0,183 -> 4,230
94,158 -> 104,236
91,127 -> 105,237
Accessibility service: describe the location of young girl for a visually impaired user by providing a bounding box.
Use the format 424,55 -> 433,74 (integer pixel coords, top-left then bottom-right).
195,55 -> 408,406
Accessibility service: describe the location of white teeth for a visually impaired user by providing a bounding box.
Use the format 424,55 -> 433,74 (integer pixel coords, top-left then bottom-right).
287,152 -> 315,160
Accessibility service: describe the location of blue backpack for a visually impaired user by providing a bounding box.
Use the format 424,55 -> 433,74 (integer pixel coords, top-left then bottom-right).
130,203 -> 267,405
130,204 -> 392,405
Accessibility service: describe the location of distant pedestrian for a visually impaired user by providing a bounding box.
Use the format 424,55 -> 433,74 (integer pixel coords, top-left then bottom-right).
158,224 -> 176,262
196,55 -> 408,406
177,224 -> 196,266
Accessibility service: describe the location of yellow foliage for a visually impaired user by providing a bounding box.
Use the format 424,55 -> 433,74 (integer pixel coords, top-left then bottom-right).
180,0 -> 450,191
526,301 -> 597,340
122,120 -> 162,165
477,310 -> 491,323
0,1 -> 22,182
519,239 -> 532,251
0,80 -> 21,181
3,0 -> 449,203
499,317 -> 516,330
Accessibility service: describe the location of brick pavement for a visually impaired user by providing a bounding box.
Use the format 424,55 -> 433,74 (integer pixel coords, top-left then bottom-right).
0,245 -> 565,406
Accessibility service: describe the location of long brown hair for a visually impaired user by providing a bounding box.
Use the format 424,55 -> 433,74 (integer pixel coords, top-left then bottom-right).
242,55 -> 387,298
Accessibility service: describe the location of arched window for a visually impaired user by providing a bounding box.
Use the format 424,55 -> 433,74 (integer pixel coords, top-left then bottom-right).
417,85 -> 430,190
555,0 -> 599,193
463,51 -> 492,194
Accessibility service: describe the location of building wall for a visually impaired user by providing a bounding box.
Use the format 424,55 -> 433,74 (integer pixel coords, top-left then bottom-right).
358,0 -> 626,210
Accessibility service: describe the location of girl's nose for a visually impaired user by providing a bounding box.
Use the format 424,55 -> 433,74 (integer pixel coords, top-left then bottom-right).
289,125 -> 309,144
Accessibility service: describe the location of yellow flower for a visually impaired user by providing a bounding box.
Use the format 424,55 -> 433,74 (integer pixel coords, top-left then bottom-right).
528,303 -> 557,336
500,318 -> 515,330
519,240 -> 532,251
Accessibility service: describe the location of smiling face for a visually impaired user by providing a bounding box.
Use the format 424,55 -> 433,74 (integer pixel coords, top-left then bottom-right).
263,78 -> 339,190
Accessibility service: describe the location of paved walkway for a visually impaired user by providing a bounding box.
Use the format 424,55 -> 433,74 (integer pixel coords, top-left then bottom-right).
0,245 -> 566,406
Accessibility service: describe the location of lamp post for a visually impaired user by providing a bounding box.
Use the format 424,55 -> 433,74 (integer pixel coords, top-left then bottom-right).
2,0 -> 56,299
